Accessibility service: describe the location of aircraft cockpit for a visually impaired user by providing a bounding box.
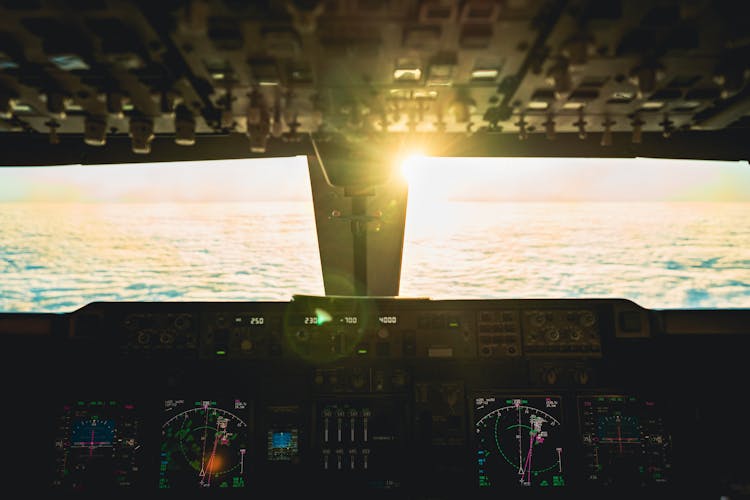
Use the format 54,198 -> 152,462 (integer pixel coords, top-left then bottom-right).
1,1 -> 749,498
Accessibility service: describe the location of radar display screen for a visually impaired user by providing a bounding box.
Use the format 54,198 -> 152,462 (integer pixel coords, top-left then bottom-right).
159,398 -> 249,489
474,395 -> 564,488
53,400 -> 140,490
579,395 -> 671,486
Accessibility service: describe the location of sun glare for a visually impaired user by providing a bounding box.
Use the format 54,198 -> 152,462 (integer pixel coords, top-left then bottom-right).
399,157 -> 750,203
399,153 -> 427,184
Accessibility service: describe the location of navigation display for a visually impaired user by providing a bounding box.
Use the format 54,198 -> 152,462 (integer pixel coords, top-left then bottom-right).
474,395 -> 564,488
159,398 -> 249,489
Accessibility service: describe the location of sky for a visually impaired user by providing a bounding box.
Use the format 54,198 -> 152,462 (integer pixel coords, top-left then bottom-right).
0,156 -> 749,203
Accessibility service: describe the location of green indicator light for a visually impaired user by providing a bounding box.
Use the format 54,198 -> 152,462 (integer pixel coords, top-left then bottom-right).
540,480 -> 549,486
314,307 -> 333,325
216,350 -> 226,355
448,321 -> 459,328
77,401 -> 85,406
357,349 -> 368,355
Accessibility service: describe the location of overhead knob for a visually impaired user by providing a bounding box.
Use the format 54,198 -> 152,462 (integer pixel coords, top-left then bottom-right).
450,96 -> 475,123
543,114 -> 556,140
631,115 -> 645,144
106,91 -> 126,118
129,116 -> 154,154
573,108 -> 587,139
515,113 -> 528,140
174,105 -> 196,146
46,91 -> 67,119
561,31 -> 595,66
574,369 -> 590,385
45,120 -> 60,144
84,115 -> 107,146
601,116 -> 615,146
546,58 -> 572,97
247,89 -> 270,153
0,93 -> 13,119
629,62 -> 663,98
659,113 -> 674,138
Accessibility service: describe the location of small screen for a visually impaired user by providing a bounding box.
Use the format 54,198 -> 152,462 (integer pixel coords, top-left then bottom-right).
267,428 -> 299,462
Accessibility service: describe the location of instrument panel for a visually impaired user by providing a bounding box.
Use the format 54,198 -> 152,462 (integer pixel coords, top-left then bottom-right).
3,296 -> 750,498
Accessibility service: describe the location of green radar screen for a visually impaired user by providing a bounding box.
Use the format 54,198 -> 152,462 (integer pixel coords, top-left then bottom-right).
159,399 -> 249,489
474,395 -> 564,488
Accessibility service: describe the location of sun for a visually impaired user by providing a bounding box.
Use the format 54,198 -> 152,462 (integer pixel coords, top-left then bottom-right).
399,153 -> 428,185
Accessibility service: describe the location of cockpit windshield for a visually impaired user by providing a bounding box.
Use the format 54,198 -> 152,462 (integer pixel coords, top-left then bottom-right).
0,157 -> 324,312
1,156 -> 749,312
401,157 -> 750,308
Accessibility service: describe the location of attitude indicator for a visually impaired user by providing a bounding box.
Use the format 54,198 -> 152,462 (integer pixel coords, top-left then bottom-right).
53,400 -> 140,490
579,395 -> 671,486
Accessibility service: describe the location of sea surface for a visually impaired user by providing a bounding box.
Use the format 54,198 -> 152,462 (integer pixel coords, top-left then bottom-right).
1,201 -> 749,312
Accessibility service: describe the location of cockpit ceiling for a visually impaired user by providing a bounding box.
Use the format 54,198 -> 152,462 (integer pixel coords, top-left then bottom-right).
0,0 -> 748,162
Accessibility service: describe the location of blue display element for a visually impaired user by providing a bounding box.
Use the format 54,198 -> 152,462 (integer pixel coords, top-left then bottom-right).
272,431 -> 292,449
70,419 -> 115,447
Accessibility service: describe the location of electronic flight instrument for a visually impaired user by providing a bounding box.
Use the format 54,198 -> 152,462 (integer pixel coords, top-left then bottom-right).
3,295 -> 749,498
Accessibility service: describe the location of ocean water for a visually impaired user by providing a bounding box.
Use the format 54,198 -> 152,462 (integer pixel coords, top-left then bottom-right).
1,201 -> 749,312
